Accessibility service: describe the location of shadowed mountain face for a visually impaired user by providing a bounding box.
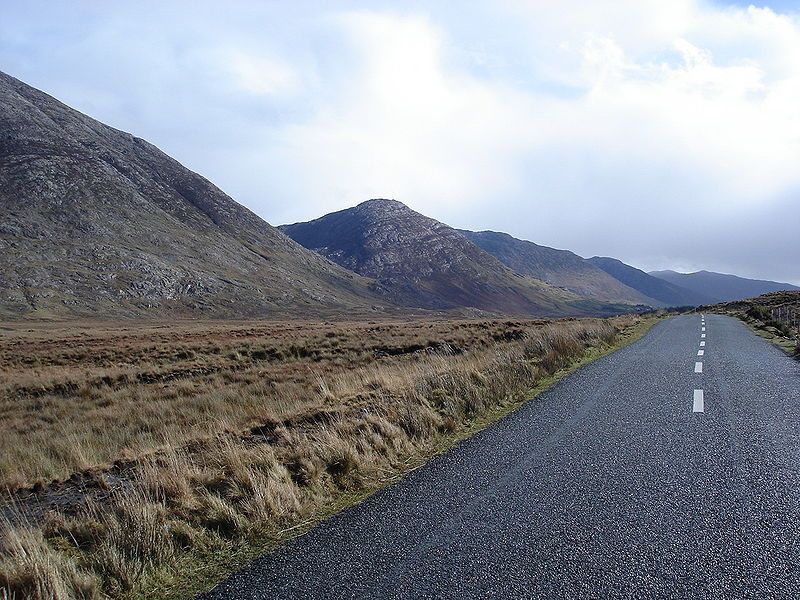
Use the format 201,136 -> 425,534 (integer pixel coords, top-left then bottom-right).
280,200 -> 624,317
588,257 -> 711,307
649,270 -> 800,304
0,70 -> 390,319
462,230 -> 654,306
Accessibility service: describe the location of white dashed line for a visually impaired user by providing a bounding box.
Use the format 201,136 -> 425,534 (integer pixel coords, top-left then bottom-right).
694,317 -> 706,411
693,389 -> 704,413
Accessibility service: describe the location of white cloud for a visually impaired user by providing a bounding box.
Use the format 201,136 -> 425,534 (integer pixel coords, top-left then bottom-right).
227,51 -> 299,96
2,0 -> 798,282
257,3 -> 800,284
270,12 -> 538,218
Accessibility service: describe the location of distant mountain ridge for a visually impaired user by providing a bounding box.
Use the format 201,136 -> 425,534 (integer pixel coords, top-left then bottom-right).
3,71 -> 791,321
0,70 -> 389,319
280,200 -> 628,317
649,270 -> 800,304
461,230 -> 654,306
588,257 -> 712,307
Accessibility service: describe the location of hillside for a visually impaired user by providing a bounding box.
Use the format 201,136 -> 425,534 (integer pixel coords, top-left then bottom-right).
0,70 -> 389,320
462,230 -> 654,306
649,270 -> 800,304
588,257 -> 711,306
280,200 -> 624,317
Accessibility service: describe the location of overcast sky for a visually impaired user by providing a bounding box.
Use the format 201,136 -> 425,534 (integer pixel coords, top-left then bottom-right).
2,1 -> 799,284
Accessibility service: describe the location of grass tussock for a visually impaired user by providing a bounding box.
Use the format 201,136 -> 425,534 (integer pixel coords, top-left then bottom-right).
0,523 -> 98,599
0,314 -> 652,599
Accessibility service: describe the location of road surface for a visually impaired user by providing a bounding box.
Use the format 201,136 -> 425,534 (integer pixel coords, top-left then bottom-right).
202,314 -> 800,599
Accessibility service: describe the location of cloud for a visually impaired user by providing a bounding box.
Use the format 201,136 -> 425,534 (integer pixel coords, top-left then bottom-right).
0,0 -> 798,283
264,4 -> 800,283
268,12 -> 538,219
226,51 -> 299,96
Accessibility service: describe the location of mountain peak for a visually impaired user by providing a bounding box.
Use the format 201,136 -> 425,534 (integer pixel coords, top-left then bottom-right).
356,198 -> 409,210
280,201 -> 612,316
0,69 -> 386,319
352,198 -> 424,221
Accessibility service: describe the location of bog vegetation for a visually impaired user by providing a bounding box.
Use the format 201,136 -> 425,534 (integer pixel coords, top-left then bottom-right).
0,315 -> 652,599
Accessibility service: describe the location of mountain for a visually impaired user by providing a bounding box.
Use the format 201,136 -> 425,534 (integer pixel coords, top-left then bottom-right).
649,270 -> 800,304
0,70 -> 391,320
461,230 -> 654,306
588,257 -> 711,307
280,200 -> 626,317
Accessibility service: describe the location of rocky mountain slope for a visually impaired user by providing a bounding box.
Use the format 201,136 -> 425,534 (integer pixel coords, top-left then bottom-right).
0,70 -> 390,319
280,200 -> 627,317
588,257 -> 710,307
649,270 -> 800,304
462,230 -> 655,306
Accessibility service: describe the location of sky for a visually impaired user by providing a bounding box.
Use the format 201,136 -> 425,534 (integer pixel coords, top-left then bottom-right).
1,1 -> 799,284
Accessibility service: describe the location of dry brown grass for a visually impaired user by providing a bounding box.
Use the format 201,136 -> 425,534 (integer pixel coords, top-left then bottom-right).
0,314 -> 648,599
0,318 -> 552,489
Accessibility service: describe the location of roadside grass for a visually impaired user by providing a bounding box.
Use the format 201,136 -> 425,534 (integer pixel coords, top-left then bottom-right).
139,313 -> 658,600
708,291 -> 800,358
0,314 -> 659,599
0,318 -> 552,490
748,326 -> 798,355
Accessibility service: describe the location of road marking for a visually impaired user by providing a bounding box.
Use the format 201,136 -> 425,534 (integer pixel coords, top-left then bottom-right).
693,389 -> 704,413
695,361 -> 703,373
701,333 -> 706,338
698,349 -> 704,356
700,341 -> 706,347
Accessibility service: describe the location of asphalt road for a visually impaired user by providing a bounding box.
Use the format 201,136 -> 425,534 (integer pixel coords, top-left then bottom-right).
201,314 -> 800,599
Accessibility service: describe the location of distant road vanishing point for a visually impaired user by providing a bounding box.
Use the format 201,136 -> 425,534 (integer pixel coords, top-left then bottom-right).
203,315 -> 800,599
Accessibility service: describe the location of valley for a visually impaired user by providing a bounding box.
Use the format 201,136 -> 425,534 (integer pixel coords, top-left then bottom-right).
1,64 -> 798,600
